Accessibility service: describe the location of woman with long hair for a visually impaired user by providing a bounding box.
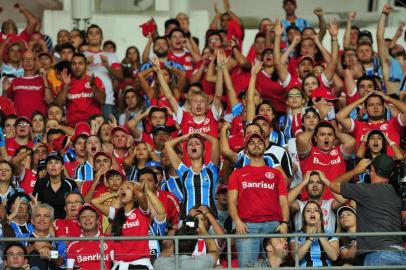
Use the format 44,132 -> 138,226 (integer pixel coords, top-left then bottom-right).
0,160 -> 24,203
30,111 -> 46,144
92,180 -> 165,269
118,87 -> 145,127
336,206 -> 359,266
290,201 -> 339,267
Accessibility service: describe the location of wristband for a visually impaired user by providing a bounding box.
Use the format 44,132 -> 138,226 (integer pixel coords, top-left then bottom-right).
389,141 -> 395,146
280,221 -> 289,225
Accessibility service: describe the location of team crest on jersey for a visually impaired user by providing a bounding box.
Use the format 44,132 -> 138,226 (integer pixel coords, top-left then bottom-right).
330,149 -> 338,156
128,212 -> 137,219
322,208 -> 328,217
103,242 -> 109,250
85,82 -> 91,88
265,172 -> 274,179
185,56 -> 192,62
380,124 -> 388,131
203,118 -> 210,125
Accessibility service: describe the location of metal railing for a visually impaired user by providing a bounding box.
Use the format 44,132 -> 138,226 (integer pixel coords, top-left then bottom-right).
3,231 -> 406,270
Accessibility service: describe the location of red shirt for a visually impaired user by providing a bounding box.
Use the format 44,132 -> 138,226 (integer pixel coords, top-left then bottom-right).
350,116 -> 403,156
167,50 -> 194,78
299,145 -> 347,199
192,61 -> 215,97
256,70 -> 286,112
157,190 -> 180,227
67,233 -> 112,270
0,96 -> 16,116
5,137 -> 34,157
228,165 -> 287,222
19,168 -> 37,195
110,207 -> 150,261
228,115 -> 244,152
61,75 -> 104,127
53,218 -> 81,237
65,160 -> 80,178
8,75 -> 46,117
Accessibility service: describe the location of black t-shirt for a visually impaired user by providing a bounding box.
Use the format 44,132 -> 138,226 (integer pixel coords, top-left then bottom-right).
32,176 -> 78,219
341,183 -> 403,254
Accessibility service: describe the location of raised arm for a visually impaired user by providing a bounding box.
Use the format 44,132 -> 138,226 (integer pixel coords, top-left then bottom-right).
164,134 -> 189,170
288,171 -> 310,210
330,159 -> 371,194
142,34 -> 154,63
281,33 -> 301,64
153,58 -> 180,113
200,133 -> 220,166
144,184 -> 166,222
314,7 -> 327,41
335,131 -> 355,157
343,12 -> 356,49
220,122 -> 238,163
388,22 -> 405,50
18,3 -> 39,35
91,192 -> 118,216
222,60 -> 239,107
336,93 -> 371,131
273,19 -> 289,83
377,4 -> 398,95
209,1 -> 221,30
138,68 -> 155,100
376,91 -> 406,124
212,50 -> 225,114
127,107 -> 151,140
323,19 -> 339,83
246,62 -> 262,122
295,130 -> 313,155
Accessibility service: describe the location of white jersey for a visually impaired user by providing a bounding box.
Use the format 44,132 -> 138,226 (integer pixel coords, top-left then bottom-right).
84,50 -> 120,105
287,138 -> 303,188
294,199 -> 336,232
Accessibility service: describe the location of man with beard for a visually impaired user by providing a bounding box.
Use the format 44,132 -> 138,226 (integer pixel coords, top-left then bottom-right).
296,121 -> 355,200
336,91 -> 406,156
247,236 -> 290,268
54,53 -> 106,127
288,170 -> 346,232
228,133 -> 289,267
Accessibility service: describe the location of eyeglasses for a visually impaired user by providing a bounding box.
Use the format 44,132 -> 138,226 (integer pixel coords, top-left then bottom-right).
66,201 -> 83,205
16,123 -> 30,127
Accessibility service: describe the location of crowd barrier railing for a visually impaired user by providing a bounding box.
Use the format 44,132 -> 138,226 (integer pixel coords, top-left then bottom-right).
3,231 -> 406,270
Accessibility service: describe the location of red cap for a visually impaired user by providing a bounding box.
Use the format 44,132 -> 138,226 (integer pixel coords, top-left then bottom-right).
139,18 -> 156,37
244,133 -> 265,146
297,55 -> 315,66
78,203 -> 98,216
93,151 -> 113,163
15,116 -> 32,126
111,125 -> 130,136
52,135 -> 69,152
216,184 -> 228,194
71,122 -> 91,142
311,87 -> 337,101
2,37 -> 27,63
252,115 -> 271,124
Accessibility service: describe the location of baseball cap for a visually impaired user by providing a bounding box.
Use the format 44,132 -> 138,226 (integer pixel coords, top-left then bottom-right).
71,122 -> 91,142
152,125 -> 170,135
15,116 -> 32,126
52,135 -> 69,152
297,55 -> 315,66
244,133 -> 265,146
93,151 -> 112,163
311,87 -> 337,101
216,184 -> 228,194
301,106 -> 320,119
111,125 -> 130,136
45,151 -> 64,165
37,159 -> 46,171
6,192 -> 31,214
78,203 -> 98,216
105,169 -> 124,180
252,115 -> 271,124
372,154 -> 394,178
358,30 -> 373,44
337,205 -> 356,218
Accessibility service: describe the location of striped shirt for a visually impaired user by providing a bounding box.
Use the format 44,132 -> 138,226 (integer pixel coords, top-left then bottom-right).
290,230 -> 338,267
234,152 -> 280,169
73,161 -> 93,181
161,174 -> 184,203
176,162 -> 219,216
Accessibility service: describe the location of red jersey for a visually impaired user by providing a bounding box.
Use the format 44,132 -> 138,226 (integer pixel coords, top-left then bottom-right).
192,61 -> 215,97
109,207 -> 150,261
228,165 -> 287,222
167,50 -> 194,78
8,75 -> 47,117
61,75 -> 104,127
0,96 -> 16,116
65,160 -> 80,178
157,190 -> 180,227
80,181 -> 109,199
5,137 -> 34,157
230,66 -> 251,95
228,115 -> 244,152
256,70 -> 286,112
53,218 -> 81,237
67,233 -> 113,270
282,72 -> 331,92
350,116 -> 403,156
299,145 -> 347,199
19,168 -> 37,195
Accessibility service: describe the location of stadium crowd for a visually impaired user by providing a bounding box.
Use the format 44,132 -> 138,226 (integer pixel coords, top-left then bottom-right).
0,0 -> 406,269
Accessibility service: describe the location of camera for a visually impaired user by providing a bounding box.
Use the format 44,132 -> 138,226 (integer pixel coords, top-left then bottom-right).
184,216 -> 199,228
